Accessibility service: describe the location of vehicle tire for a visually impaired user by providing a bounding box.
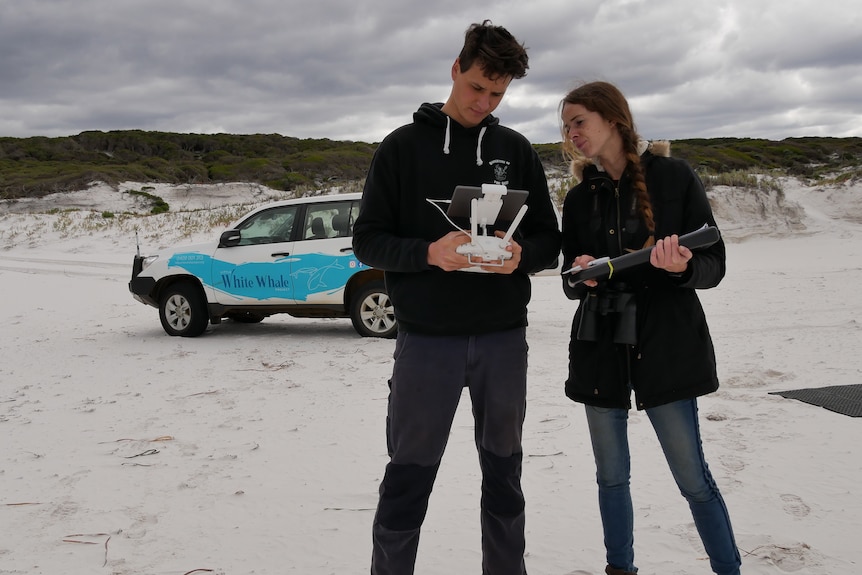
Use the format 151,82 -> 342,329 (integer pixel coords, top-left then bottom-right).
159,282 -> 209,337
227,312 -> 265,324
350,281 -> 397,338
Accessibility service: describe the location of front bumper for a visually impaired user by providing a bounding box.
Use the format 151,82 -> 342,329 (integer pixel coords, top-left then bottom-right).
129,255 -> 158,306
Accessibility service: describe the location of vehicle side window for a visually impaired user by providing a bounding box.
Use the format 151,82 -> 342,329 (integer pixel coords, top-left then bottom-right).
237,206 -> 298,245
347,201 -> 359,235
302,201 -> 355,240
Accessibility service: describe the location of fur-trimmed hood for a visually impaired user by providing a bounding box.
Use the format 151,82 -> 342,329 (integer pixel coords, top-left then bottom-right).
570,139 -> 671,181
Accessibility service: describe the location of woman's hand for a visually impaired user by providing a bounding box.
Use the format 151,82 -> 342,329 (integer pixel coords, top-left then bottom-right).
650,234 -> 692,274
571,254 -> 599,287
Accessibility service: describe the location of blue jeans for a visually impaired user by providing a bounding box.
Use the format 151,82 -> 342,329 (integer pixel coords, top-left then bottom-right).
584,399 -> 741,575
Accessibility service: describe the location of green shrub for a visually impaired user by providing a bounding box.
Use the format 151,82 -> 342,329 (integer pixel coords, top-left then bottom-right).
128,188 -> 170,214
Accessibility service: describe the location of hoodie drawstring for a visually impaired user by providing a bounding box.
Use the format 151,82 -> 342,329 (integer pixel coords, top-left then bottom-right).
441,117 -> 486,166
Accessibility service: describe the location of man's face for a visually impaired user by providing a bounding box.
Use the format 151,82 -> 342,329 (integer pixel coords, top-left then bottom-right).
443,59 -> 512,128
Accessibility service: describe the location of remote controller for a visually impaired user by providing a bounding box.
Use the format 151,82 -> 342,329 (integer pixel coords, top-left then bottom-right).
456,199 -> 528,265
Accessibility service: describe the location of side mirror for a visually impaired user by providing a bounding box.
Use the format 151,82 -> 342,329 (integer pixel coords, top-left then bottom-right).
219,229 -> 241,247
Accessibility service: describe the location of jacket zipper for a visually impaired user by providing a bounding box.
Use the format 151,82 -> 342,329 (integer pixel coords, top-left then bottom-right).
613,183 -> 623,254
613,181 -> 635,398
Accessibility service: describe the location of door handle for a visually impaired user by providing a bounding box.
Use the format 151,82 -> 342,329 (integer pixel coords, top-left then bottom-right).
340,247 -> 354,253
271,252 -> 291,257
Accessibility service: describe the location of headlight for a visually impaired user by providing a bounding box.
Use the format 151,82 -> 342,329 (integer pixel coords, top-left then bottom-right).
140,255 -> 159,270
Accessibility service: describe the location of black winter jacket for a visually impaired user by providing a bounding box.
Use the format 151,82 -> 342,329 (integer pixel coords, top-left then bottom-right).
353,103 -> 561,336
561,143 -> 725,409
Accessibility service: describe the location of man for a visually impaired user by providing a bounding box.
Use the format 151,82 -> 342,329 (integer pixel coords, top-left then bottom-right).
352,20 -> 561,575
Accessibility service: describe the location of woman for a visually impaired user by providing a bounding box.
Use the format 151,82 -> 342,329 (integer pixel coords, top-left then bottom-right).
559,81 -> 742,575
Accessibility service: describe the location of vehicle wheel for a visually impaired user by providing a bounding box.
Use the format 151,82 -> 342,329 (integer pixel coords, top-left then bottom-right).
350,281 -> 397,338
159,282 -> 209,337
227,312 -> 265,324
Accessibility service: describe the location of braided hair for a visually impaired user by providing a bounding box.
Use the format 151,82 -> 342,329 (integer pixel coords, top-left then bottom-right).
560,81 -> 655,238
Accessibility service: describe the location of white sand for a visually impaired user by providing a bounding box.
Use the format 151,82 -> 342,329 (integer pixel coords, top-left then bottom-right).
1,176 -> 860,574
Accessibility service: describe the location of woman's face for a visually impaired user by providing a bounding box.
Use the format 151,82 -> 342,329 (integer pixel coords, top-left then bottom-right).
561,102 -> 620,160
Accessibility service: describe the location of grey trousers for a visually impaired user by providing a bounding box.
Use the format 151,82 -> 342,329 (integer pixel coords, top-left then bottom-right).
370,328 -> 529,575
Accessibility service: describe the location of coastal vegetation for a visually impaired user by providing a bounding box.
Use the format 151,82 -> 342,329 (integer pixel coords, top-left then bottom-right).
1,130 -> 860,201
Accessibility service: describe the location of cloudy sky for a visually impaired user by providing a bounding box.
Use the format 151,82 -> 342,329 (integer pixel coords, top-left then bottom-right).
2,0 -> 860,145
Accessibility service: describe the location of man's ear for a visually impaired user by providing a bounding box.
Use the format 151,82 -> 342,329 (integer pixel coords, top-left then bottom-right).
450,58 -> 460,81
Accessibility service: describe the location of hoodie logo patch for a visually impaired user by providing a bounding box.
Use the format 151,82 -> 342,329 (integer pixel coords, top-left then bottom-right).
489,159 -> 510,185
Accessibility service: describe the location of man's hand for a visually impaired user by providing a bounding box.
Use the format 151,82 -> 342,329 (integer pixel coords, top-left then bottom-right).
427,231 -> 474,271
427,231 -> 522,273
477,232 -> 521,274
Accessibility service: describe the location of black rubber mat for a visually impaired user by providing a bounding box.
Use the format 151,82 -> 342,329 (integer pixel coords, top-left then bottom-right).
769,384 -> 862,417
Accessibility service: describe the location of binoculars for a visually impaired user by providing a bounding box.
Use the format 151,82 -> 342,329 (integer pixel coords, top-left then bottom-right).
576,288 -> 637,345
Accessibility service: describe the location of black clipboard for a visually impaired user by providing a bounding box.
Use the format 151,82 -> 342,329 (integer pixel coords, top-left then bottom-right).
564,225 -> 721,284
446,185 -> 529,224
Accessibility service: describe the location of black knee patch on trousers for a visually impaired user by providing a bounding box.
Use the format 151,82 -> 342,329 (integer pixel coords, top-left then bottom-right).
479,447 -> 525,517
376,462 -> 441,531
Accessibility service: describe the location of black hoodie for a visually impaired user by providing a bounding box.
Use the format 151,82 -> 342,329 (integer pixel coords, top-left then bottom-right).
353,102 -> 561,335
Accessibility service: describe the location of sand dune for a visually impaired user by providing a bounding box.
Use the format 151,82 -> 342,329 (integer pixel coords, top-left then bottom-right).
1,176 -> 860,574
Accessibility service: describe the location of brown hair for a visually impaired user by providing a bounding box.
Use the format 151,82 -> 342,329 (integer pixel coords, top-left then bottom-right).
560,81 -> 655,235
458,20 -> 529,80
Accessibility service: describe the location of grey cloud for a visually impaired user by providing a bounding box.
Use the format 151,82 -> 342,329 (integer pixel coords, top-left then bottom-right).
0,0 -> 859,145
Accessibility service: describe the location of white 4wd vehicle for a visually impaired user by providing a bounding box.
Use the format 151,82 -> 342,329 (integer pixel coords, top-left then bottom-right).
129,192 -> 396,338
